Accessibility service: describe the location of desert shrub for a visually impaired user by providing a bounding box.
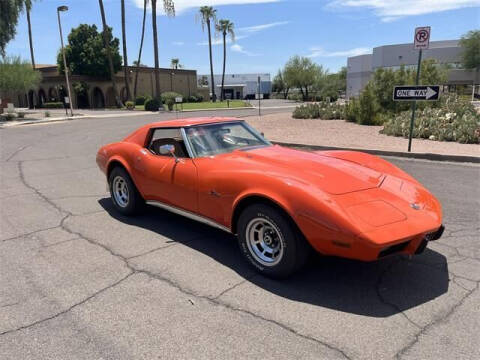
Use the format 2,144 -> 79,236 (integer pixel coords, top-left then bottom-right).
356,83 -> 381,125
144,98 -> 161,112
44,111 -> 51,117
125,101 -> 134,110
161,92 -> 182,111
3,112 -> 16,121
135,96 -> 146,105
381,95 -> 480,144
345,98 -> 358,122
292,102 -> 345,120
17,111 -> 26,118
43,102 -> 64,109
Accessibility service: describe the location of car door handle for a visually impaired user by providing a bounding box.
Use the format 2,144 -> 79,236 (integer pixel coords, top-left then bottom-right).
209,190 -> 221,197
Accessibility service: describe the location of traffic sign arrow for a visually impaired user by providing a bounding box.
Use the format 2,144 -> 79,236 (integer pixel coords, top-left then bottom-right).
426,86 -> 437,99
393,85 -> 440,101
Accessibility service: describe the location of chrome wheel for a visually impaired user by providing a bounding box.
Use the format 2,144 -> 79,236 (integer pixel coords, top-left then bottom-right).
112,176 -> 129,208
245,218 -> 284,266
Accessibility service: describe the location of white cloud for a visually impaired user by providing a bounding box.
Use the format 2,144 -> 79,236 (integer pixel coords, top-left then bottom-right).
329,0 -> 480,21
197,35 -> 248,46
172,41 -> 185,46
237,21 -> 290,33
307,46 -> 371,58
131,0 -> 281,15
231,44 -> 260,56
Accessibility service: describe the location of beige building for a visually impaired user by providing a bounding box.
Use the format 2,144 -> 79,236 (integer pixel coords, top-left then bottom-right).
9,65 -> 202,109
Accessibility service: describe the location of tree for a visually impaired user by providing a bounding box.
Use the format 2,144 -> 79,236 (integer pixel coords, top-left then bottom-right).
0,56 -> 41,94
120,0 -> 131,101
151,0 -> 175,99
216,19 -> 234,101
98,0 -> 122,107
170,58 -> 181,69
56,24 -> 122,78
133,0 -> 148,100
25,0 -> 37,69
459,30 -> 480,71
272,69 -> 290,99
199,6 -> 217,102
284,56 -> 322,101
0,0 -> 24,57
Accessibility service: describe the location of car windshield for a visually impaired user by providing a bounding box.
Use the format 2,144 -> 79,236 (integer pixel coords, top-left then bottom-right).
185,121 -> 271,157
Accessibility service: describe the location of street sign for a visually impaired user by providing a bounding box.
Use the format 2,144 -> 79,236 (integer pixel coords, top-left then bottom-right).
175,97 -> 183,103
393,85 -> 440,101
414,26 -> 430,49
64,96 -> 70,104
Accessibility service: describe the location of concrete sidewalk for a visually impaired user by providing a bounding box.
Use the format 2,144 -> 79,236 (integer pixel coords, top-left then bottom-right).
247,113 -> 480,159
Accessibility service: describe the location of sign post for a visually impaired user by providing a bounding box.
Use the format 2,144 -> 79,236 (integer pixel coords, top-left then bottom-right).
407,26 -> 431,152
257,76 -> 261,117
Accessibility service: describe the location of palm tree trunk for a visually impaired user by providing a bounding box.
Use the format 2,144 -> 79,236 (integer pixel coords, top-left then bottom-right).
26,6 -> 35,69
98,0 -> 122,107
121,0 -> 131,101
133,0 -> 147,100
221,31 -> 226,101
207,20 -> 216,102
151,0 -> 161,99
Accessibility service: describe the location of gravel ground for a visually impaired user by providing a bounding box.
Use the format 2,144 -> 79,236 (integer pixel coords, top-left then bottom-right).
247,113 -> 480,157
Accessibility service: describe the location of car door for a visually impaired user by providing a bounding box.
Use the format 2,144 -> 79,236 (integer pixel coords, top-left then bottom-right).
137,128 -> 198,213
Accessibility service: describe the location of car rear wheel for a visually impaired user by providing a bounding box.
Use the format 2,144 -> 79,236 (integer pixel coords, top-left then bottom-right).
109,167 -> 144,215
237,204 -> 310,278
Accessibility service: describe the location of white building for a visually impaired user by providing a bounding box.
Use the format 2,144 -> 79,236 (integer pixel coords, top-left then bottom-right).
198,73 -> 271,100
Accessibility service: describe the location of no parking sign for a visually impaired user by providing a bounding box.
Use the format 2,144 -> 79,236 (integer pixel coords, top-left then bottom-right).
414,27 -> 431,49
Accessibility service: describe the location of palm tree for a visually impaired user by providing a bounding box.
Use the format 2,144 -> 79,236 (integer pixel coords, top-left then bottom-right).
216,19 -> 234,101
151,0 -> 175,99
25,0 -> 35,69
133,0 -> 148,100
170,58 -> 180,69
98,0 -> 122,107
198,6 -> 217,102
120,0 -> 131,101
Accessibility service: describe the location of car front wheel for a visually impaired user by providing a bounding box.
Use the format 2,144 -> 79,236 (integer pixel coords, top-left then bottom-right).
109,167 -> 144,215
237,204 -> 310,278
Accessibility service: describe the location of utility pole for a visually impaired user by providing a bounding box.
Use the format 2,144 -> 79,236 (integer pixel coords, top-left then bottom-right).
57,5 -> 74,117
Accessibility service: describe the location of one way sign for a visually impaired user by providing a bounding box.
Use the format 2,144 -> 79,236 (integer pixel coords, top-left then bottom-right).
393,85 -> 440,101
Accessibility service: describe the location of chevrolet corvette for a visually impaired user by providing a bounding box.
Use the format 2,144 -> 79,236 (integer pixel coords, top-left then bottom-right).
96,117 -> 444,278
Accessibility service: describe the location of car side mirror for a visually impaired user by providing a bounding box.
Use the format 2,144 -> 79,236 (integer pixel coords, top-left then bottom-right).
159,144 -> 180,163
159,144 -> 175,156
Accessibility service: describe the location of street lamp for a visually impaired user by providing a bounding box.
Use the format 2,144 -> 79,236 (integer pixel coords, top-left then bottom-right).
57,5 -> 73,117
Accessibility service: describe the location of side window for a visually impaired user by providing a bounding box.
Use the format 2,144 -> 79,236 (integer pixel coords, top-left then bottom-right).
148,128 -> 189,158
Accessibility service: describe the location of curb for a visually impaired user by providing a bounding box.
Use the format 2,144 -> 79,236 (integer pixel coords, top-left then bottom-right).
273,141 -> 480,164
178,106 -> 253,112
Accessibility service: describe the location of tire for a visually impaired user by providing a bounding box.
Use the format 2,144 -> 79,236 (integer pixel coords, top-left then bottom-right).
108,166 -> 144,216
237,204 -> 311,278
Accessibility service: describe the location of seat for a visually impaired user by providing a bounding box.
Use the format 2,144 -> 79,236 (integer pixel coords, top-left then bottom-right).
149,138 -> 187,158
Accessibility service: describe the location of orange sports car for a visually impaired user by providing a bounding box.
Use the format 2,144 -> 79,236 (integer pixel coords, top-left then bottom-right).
96,117 -> 444,278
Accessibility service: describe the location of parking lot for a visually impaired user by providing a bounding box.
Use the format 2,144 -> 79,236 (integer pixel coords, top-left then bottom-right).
1,110 -> 479,359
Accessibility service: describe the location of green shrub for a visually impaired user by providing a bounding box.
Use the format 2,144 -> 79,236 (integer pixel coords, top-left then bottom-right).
195,94 -> 204,102
125,101 -> 134,110
161,92 -> 182,111
345,98 -> 358,122
135,96 -> 147,105
17,111 -> 26,119
44,111 -> 51,118
381,95 -> 480,144
144,98 -> 161,112
356,83 -> 381,125
43,102 -> 64,109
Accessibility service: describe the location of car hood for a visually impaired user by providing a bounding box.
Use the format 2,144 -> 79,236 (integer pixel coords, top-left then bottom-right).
224,145 -> 384,195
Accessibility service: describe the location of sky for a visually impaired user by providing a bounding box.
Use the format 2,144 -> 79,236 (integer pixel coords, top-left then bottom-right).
5,0 -> 480,76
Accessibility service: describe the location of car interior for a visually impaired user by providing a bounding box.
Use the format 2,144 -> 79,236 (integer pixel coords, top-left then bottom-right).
148,129 -> 189,158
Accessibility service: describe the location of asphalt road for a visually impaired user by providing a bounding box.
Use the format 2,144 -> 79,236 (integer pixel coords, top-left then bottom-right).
1,111 -> 479,360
